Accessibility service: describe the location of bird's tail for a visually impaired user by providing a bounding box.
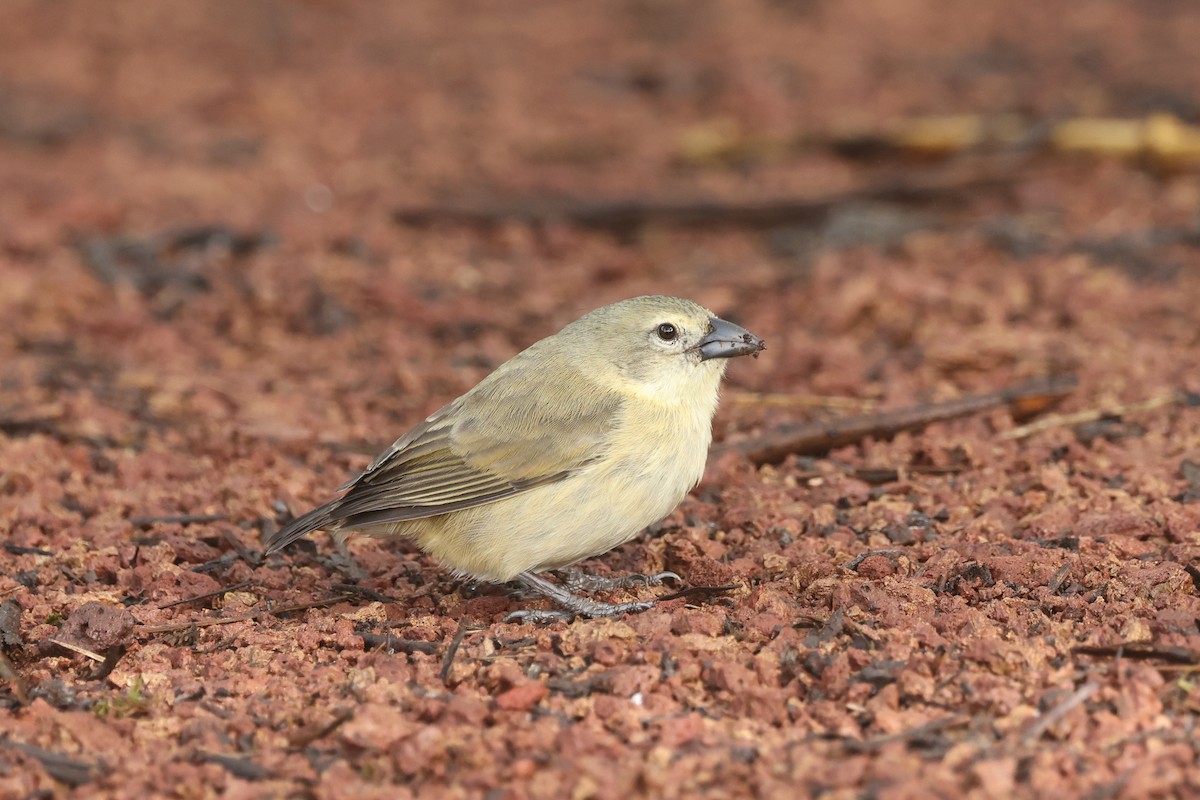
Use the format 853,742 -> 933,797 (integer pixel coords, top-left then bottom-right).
261,499 -> 342,555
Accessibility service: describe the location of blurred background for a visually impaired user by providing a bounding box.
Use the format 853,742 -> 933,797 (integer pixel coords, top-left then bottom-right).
5,0 -> 1199,422
5,3 -> 1200,796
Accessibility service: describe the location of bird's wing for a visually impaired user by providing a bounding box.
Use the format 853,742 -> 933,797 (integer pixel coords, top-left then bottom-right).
263,357 -> 621,553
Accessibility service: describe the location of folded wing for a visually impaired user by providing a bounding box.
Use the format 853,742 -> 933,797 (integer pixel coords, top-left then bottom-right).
262,357 -> 621,553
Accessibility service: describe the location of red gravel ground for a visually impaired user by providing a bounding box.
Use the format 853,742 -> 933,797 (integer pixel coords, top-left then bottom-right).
3,2 -> 1200,798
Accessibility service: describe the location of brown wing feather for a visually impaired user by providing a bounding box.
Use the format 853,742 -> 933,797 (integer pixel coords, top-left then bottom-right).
263,352 -> 621,553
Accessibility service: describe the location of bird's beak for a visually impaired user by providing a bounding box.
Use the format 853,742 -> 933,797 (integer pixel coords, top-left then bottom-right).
696,317 -> 766,361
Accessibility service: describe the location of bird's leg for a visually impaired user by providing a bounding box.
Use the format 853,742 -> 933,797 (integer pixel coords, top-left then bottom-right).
504,571 -> 656,623
557,567 -> 682,593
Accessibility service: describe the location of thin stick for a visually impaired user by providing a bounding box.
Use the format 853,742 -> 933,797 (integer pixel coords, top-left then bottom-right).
89,645 -> 127,682
138,595 -> 352,635
394,168 -> 1012,235
1073,643 -> 1198,664
726,391 -> 876,411
157,579 -> 254,609
129,513 -> 229,528
1144,664 -> 1200,673
439,621 -> 472,685
47,638 -> 106,663
657,584 -> 738,603
842,714 -> 969,753
0,736 -> 101,787
1021,681 -> 1100,743
287,707 -> 356,749
719,374 -> 1077,466
221,528 -> 259,566
360,632 -> 439,654
999,391 -> 1181,440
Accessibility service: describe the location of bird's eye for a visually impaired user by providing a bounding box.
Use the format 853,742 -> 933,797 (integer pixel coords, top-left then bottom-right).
656,323 -> 678,341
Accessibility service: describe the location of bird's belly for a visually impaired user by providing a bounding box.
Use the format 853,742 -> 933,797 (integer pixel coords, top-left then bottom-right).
382,446 -> 702,581
526,470 -> 686,572
370,406 -> 713,583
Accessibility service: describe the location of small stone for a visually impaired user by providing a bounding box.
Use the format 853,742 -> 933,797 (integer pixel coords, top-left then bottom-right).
494,681 -> 548,712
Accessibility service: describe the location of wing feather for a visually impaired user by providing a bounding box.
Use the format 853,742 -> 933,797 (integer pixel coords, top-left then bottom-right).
262,351 -> 622,553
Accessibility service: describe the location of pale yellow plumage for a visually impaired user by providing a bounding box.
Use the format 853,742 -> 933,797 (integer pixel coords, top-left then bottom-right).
264,296 -> 764,617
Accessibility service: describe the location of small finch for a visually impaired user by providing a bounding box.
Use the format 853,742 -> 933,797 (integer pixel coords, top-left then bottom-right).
263,296 -> 764,621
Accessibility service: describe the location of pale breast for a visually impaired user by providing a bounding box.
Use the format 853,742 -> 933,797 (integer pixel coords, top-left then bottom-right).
372,370 -> 722,582
509,389 -> 716,573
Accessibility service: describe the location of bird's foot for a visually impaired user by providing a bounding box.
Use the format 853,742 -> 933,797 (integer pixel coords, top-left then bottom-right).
558,567 -> 682,593
503,570 -> 664,623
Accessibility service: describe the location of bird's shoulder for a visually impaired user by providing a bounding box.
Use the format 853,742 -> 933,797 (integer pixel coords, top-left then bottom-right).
449,345 -> 625,480
364,344 -> 625,487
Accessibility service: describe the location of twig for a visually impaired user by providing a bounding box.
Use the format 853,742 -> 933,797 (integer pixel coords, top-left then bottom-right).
656,584 -> 739,603
727,391 -> 876,411
841,714 -> 969,753
195,751 -> 273,781
158,579 -> 253,609
360,632 -> 439,654
547,672 -> 615,698
494,635 -> 537,650
0,415 -> 63,437
47,638 -> 106,663
189,551 -> 241,574
1073,643 -> 1198,664
3,544 -> 53,557
331,584 -> 397,603
88,644 -> 127,682
394,170 -> 1011,236
138,595 -> 352,635
795,609 -> 879,645
129,513 -> 228,528
832,112 -> 1200,169
838,464 -> 964,485
1047,563 -> 1072,595
287,707 -> 355,749
999,391 -> 1182,440
0,736 -> 104,787
221,528 -> 259,566
1021,681 -> 1100,743
718,374 -> 1077,466
439,621 -> 473,685
0,415 -> 117,449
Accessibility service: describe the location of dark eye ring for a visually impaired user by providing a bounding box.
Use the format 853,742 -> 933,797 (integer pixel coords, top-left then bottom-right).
656,323 -> 677,341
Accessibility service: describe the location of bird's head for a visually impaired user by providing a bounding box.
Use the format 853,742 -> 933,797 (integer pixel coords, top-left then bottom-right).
560,295 -> 765,399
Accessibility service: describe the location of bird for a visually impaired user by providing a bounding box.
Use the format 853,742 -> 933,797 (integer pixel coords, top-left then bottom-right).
262,295 -> 765,621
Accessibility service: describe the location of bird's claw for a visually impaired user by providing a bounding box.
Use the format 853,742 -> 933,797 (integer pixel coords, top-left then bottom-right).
504,599 -> 655,625
503,608 -> 573,624
506,570 -> 670,624
559,568 -> 682,592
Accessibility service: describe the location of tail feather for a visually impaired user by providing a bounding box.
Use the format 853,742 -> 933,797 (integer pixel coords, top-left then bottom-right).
262,499 -> 342,555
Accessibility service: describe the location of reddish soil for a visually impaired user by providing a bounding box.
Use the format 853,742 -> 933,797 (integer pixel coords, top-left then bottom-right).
3,2 -> 1200,798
